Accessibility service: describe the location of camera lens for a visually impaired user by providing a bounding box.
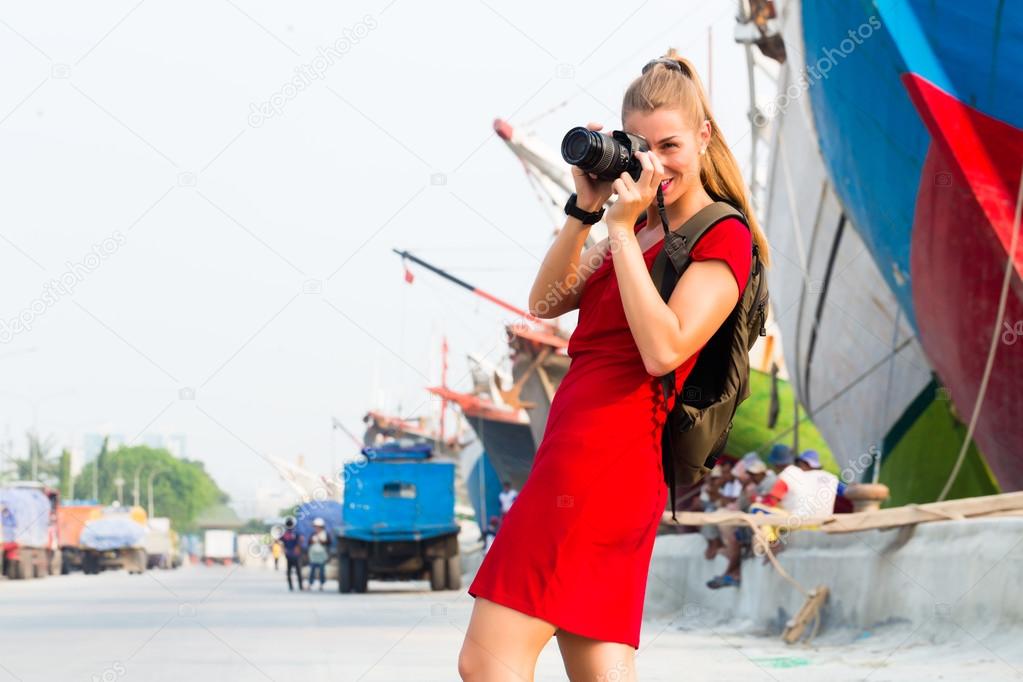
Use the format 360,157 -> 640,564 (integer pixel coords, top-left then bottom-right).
561,127 -> 644,182
561,127 -> 600,166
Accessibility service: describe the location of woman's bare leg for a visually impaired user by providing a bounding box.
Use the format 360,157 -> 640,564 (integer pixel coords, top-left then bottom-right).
458,597 -> 557,681
555,628 -> 636,681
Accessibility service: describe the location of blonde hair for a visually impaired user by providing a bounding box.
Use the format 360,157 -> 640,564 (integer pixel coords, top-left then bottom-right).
622,48 -> 771,268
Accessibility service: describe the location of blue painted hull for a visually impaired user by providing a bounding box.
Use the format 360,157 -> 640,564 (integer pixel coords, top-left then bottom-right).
800,0 -> 1023,489
802,0 -> 1022,329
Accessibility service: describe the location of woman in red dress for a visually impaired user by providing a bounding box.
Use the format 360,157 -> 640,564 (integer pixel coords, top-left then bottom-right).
459,50 -> 772,680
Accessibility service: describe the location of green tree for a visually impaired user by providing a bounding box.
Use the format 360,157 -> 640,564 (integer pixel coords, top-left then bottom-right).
58,448 -> 72,499
74,444 -> 229,533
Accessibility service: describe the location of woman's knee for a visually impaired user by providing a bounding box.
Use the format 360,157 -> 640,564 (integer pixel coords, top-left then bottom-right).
458,630 -> 533,681
459,597 -> 556,680
457,641 -> 483,681
555,629 -> 636,681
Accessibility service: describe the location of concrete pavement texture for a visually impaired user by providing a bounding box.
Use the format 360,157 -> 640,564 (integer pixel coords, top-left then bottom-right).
0,564 -> 1020,681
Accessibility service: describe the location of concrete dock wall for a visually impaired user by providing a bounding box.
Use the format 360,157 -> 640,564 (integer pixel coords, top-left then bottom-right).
644,517 -> 1023,636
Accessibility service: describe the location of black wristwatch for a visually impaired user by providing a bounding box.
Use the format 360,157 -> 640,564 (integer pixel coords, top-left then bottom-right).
564,193 -> 605,225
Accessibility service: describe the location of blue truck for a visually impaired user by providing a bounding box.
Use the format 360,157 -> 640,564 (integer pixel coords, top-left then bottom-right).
337,442 -> 461,593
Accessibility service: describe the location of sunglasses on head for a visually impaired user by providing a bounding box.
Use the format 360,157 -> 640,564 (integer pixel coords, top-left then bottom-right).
642,58 -> 689,76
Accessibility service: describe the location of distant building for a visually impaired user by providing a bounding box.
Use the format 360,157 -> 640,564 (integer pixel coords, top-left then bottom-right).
83,432 -> 126,461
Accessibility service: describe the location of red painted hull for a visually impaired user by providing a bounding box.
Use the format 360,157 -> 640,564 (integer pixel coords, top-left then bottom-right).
906,75 -> 1023,490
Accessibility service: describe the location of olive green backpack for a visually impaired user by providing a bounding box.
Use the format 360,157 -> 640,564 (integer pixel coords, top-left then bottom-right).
649,201 -> 769,520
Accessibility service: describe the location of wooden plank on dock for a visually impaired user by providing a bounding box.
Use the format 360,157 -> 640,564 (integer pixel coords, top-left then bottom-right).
663,491 -> 1023,534
821,491 -> 1023,533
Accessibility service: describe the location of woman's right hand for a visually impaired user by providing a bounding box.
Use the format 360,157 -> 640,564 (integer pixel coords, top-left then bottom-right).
570,122 -> 616,213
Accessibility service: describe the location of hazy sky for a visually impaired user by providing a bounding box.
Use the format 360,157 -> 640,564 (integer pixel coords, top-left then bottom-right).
0,0 -> 753,510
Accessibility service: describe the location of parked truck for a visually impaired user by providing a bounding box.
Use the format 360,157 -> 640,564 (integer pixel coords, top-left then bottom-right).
0,483 -> 60,579
80,508 -> 148,574
57,503 -> 103,573
202,529 -> 236,565
143,517 -> 179,569
336,442 -> 460,593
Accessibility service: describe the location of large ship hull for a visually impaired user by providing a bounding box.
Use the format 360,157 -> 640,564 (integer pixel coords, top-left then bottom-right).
427,386 -> 537,493
798,0 -> 1022,491
463,414 -> 536,493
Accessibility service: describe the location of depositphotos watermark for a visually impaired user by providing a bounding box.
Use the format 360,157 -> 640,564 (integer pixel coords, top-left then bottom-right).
753,14 -> 882,128
0,231 -> 127,344
248,15 -> 379,127
89,660 -> 126,682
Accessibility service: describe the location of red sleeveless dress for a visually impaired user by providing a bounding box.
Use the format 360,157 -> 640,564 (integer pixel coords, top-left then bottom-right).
468,215 -> 752,649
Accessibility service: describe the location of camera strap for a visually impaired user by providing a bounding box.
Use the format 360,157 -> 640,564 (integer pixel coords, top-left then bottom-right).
655,186 -> 671,240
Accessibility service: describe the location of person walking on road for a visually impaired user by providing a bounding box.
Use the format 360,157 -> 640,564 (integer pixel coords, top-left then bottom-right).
271,538 -> 282,571
307,518 -> 330,591
498,482 -> 518,520
279,517 -> 304,592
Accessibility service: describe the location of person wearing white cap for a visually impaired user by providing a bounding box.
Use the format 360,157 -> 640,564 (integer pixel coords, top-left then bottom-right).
743,458 -> 776,504
307,518 -> 330,591
757,450 -> 838,518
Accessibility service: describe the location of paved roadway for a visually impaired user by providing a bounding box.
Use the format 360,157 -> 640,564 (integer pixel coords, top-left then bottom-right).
0,564 -> 1019,681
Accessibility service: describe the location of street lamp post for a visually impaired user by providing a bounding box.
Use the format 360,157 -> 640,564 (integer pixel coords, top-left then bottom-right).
147,470 -> 164,519
133,465 -> 144,508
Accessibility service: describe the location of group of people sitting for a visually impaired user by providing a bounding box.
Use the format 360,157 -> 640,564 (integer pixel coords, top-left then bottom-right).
682,444 -> 850,590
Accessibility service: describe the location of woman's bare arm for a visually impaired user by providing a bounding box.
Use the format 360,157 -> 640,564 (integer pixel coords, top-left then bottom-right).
613,230 -> 739,376
603,150 -> 740,376
529,120 -> 617,318
527,217 -> 611,319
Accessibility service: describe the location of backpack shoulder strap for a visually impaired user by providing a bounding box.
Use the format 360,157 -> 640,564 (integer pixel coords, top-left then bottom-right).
650,202 -> 747,297
651,201 -> 749,404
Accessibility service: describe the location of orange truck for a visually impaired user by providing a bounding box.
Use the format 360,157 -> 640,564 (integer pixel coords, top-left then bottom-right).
57,504 -> 103,573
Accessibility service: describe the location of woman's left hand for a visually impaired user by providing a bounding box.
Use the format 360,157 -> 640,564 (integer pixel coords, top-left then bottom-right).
604,150 -> 664,231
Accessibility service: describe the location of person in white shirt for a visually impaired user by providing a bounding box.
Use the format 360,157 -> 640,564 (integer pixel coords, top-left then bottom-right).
762,450 -> 838,519
307,518 -> 331,591
498,482 -> 518,517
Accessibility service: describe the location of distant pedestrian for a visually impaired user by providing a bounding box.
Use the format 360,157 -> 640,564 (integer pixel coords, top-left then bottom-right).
279,517 -> 304,591
307,518 -> 330,591
271,539 -> 282,570
483,515 -> 501,554
498,482 -> 518,518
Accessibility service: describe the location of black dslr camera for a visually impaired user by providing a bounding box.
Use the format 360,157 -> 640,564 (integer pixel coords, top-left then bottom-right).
560,127 -> 648,182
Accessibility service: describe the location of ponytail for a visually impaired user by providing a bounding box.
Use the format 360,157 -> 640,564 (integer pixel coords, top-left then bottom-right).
622,48 -> 771,268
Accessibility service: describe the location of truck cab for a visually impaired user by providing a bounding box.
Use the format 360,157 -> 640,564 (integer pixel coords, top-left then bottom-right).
337,442 -> 461,593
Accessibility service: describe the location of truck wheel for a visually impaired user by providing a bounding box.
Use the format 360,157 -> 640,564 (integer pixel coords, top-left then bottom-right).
352,558 -> 368,593
338,554 -> 352,593
429,557 -> 446,591
445,555 -> 462,591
